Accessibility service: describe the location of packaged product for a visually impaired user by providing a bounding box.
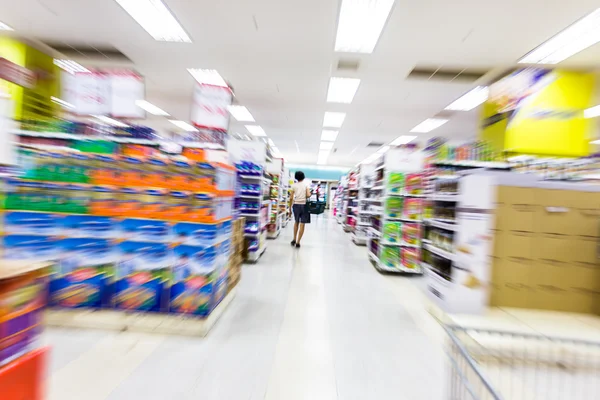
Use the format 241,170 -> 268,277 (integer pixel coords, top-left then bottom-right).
3,235 -> 57,262
401,248 -> 420,270
385,197 -> 403,218
3,211 -> 58,236
382,221 -> 402,243
387,172 -> 405,194
381,246 -> 400,269
405,173 -> 423,195
402,223 -> 421,245
173,222 -> 222,246
50,238 -> 117,308
120,218 -> 171,242
115,241 -> 172,312
190,193 -> 216,222
195,163 -> 216,190
89,185 -> 116,215
402,198 -> 422,221
62,215 -> 117,239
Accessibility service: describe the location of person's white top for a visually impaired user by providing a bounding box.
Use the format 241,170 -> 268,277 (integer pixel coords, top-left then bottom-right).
291,181 -> 310,204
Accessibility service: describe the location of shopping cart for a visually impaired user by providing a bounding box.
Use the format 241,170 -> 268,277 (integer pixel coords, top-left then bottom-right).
445,324 -> 600,400
307,201 -> 326,215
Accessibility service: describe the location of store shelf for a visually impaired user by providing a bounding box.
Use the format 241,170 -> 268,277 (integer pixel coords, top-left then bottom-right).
388,192 -> 427,198
368,227 -> 381,237
239,213 -> 261,218
424,219 -> 457,231
237,194 -> 262,199
368,250 -> 380,264
176,141 -> 225,150
13,129 -> 164,145
386,217 -> 422,223
238,174 -> 263,180
374,164 -> 385,172
371,185 -> 385,191
352,234 -> 367,246
380,241 -> 421,248
423,243 -> 454,261
360,210 -> 381,215
430,193 -> 460,202
433,175 -> 460,180
433,160 -> 510,169
362,198 -> 382,202
244,232 -> 260,237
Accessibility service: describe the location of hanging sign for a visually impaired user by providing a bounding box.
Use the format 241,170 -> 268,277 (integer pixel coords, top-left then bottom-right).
191,84 -> 233,131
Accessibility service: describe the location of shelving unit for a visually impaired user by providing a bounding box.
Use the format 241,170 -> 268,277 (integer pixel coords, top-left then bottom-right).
351,163 -> 375,246
366,148 -> 425,275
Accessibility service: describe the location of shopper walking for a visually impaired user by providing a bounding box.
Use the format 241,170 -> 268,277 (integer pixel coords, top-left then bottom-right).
290,171 -> 311,248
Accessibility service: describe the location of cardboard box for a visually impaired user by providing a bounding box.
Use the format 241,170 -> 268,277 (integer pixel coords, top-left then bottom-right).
570,262 -> 600,291
500,232 -> 536,259
498,186 -> 536,205
533,234 -> 571,262
570,287 -> 598,314
571,209 -> 600,238
568,236 -> 600,264
504,204 -> 539,233
491,281 -> 536,308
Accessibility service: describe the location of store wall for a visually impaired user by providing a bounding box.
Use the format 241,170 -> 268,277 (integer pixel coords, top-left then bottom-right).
287,164 -> 349,181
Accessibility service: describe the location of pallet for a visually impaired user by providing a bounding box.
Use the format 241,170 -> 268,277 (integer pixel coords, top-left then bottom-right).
45,288 -> 237,337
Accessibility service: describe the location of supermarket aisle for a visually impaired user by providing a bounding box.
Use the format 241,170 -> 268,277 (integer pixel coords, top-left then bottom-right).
45,213 -> 445,400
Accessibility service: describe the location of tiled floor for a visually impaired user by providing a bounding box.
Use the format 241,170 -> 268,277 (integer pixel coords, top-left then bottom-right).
44,213 -> 446,400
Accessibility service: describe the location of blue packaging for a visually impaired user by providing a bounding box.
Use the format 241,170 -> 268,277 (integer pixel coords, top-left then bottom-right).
62,215 -> 118,238
120,218 -> 172,242
3,211 -> 58,236
50,238 -> 116,308
3,234 -> 58,262
172,222 -> 218,246
115,241 -> 172,312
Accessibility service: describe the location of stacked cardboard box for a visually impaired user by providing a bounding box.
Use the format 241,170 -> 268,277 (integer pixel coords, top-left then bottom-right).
491,185 -> 600,313
228,218 -> 245,291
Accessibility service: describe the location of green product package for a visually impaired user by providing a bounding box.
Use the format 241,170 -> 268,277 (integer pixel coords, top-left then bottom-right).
387,172 -> 405,194
385,197 -> 403,218
381,247 -> 400,269
383,221 -> 402,243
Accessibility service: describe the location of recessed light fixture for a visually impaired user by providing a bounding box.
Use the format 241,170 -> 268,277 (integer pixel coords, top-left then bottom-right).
245,125 -> 266,136
0,21 -> 13,31
93,115 -> 129,128
519,9 -> 600,64
323,112 -> 346,128
227,105 -> 255,122
376,145 -> 390,154
445,86 -> 489,111
267,138 -> 275,147
51,96 -> 75,110
327,77 -> 361,103
584,105 -> 600,119
334,0 -> 395,53
54,59 -> 90,74
135,100 -> 170,116
114,0 -> 191,42
317,150 -> 330,165
321,130 -> 339,141
410,118 -> 448,133
320,142 -> 334,150
187,69 -> 228,87
169,120 -> 198,131
390,135 -> 417,146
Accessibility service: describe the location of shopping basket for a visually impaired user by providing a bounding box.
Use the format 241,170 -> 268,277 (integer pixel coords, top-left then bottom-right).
445,324 -> 600,400
307,201 -> 326,215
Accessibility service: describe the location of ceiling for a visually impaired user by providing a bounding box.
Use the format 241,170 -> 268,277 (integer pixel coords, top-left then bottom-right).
2,0 -> 600,166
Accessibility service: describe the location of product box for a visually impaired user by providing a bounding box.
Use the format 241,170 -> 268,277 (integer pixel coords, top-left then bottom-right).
498,231 -> 536,259
62,215 -> 118,239
170,244 -> 221,316
387,173 -> 405,195
0,268 -> 48,366
385,198 -> 403,218
3,211 -> 58,236
382,221 -> 401,243
402,198 -> 423,221
569,235 -> 600,264
3,235 -> 58,262
533,233 -> 571,262
114,241 -> 172,312
50,238 -> 117,308
173,222 -> 221,246
120,218 -> 172,243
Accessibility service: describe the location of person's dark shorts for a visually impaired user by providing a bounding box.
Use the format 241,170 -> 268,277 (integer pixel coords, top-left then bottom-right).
292,204 -> 310,223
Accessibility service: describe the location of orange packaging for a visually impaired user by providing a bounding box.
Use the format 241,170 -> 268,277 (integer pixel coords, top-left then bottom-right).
182,148 -> 206,161
123,144 -> 154,157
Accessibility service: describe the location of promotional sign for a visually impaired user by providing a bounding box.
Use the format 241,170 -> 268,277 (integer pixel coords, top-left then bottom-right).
226,139 -> 266,166
482,68 -> 594,156
191,84 -> 233,131
62,69 -> 145,118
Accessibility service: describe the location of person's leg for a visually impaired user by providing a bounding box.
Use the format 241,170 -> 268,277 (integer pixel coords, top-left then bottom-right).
297,223 -> 305,244
292,221 -> 299,242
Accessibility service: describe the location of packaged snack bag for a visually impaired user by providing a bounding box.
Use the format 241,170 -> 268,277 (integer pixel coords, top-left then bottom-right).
387,172 -> 405,194
401,248 -> 420,270
381,246 -> 400,269
402,223 -> 421,245
382,221 -> 402,243
402,198 -> 422,221
405,173 -> 423,195
385,197 -> 403,218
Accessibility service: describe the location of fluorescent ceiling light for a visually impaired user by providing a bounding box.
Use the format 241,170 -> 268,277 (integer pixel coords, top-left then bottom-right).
584,105 -> 600,118
519,9 -> 600,64
169,120 -> 198,131
246,125 -> 266,136
320,142 -> 334,150
317,150 -> 330,165
590,140 -> 600,144
114,0 -> 191,42
335,0 -> 395,53
93,115 -> 129,128
390,135 -> 417,146
294,140 -> 300,153
323,112 -> 346,128
327,77 -> 360,103
321,130 -> 339,141
51,96 -> 75,110
54,59 -> 90,74
376,145 -> 390,154
267,138 -> 275,147
187,69 -> 228,87
228,105 -> 255,122
135,100 -> 170,116
445,86 -> 489,111
410,118 -> 448,133
0,22 -> 13,31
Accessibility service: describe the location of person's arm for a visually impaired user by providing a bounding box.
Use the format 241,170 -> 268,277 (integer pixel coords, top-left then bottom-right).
290,187 -> 295,206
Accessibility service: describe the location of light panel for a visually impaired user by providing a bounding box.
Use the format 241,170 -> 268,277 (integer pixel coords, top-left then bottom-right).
320,142 -> 334,150
321,130 -> 339,141
335,0 -> 395,53
376,145 -> 389,154
327,77 -> 360,103
0,22 -> 13,31
584,105 -> 600,118
410,118 -> 448,133
169,120 -> 198,131
267,138 -> 275,147
54,59 -> 90,74
135,100 -> 170,116
245,125 -> 266,136
228,105 -> 255,122
590,140 -> 600,145
114,0 -> 191,42
93,115 -> 129,128
323,112 -> 346,128
519,9 -> 600,64
317,150 -> 330,165
445,86 -> 489,111
390,135 -> 416,146
51,97 -> 75,110
187,69 -> 228,87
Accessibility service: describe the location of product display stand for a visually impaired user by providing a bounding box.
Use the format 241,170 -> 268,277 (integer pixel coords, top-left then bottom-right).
280,168 -> 291,229
267,159 -> 284,239
352,163 -> 375,246
366,148 -> 425,274
334,176 -> 347,224
343,170 -> 359,232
